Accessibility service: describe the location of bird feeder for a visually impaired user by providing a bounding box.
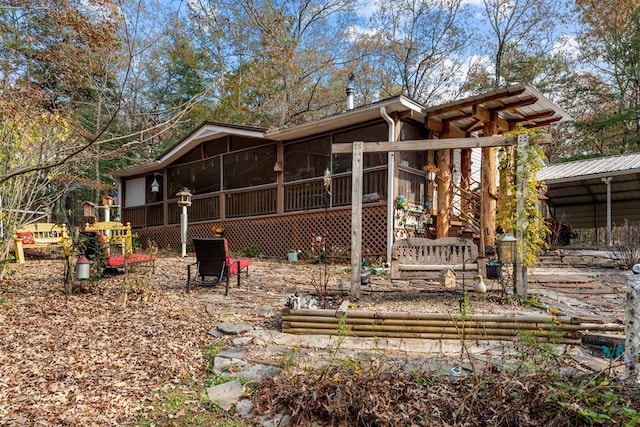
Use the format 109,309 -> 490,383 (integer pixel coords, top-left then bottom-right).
177,188 -> 192,256
498,233 -> 517,263
76,254 -> 91,280
101,195 -> 115,208
176,188 -> 192,207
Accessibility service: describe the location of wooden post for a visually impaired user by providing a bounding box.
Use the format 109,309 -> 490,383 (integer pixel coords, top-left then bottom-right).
625,269 -> 640,383
460,148 -> 472,225
514,133 -> 528,296
436,150 -> 451,238
350,141 -> 364,299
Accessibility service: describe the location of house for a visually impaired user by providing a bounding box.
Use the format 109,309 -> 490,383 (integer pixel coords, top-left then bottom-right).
538,152 -> 640,246
112,83 -> 570,262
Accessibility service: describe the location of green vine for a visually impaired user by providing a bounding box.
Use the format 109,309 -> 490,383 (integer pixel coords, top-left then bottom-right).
496,127 -> 550,268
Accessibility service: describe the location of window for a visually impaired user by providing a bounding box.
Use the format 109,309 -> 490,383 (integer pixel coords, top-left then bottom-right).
125,177 -> 146,207
167,156 -> 221,197
332,122 -> 388,173
283,137 -> 331,182
223,144 -> 277,189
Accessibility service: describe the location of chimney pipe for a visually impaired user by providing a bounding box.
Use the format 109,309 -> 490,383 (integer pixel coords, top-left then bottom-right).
346,85 -> 354,110
346,73 -> 355,110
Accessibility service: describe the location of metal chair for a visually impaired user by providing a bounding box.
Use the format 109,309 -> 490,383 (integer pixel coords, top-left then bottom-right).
186,238 -> 250,295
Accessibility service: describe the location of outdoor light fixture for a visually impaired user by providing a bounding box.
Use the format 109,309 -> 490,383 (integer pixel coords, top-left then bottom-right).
151,175 -> 160,193
498,232 -> 517,263
423,163 -> 438,182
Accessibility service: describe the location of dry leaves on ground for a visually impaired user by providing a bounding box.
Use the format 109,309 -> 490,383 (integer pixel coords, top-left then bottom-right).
0,256 -> 213,426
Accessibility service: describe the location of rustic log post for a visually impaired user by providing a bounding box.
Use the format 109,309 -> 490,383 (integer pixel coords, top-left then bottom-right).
460,148 -> 472,222
625,266 -> 640,383
436,150 -> 451,238
481,114 -> 498,256
350,141 -> 364,300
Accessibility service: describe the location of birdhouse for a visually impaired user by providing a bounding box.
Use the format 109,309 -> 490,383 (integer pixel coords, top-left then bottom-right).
82,201 -> 96,217
176,188 -> 192,207
76,254 -> 91,280
102,195 -> 115,207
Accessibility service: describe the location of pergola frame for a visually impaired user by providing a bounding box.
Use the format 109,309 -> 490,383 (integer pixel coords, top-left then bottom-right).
344,134 -> 536,299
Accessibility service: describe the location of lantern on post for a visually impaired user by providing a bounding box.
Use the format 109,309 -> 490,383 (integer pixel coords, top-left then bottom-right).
176,188 -> 192,257
498,232 -> 517,263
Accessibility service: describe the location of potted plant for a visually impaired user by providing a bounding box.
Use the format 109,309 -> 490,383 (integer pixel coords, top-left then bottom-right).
395,195 -> 409,210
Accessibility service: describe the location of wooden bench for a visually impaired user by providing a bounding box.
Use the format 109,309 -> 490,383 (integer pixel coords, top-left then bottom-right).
391,237 -> 484,280
13,223 -> 72,264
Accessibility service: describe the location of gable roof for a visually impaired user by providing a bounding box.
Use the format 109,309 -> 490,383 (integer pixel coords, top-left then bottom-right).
114,84 -> 571,178
112,121 -> 268,177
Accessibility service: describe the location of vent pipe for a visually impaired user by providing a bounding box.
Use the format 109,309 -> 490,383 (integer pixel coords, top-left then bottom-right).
346,73 -> 355,110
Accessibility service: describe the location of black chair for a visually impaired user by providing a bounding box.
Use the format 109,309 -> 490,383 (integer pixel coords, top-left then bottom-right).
186,238 -> 250,295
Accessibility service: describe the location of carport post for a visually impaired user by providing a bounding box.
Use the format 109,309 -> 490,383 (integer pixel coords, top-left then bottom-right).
602,176 -> 612,246
625,264 -> 640,383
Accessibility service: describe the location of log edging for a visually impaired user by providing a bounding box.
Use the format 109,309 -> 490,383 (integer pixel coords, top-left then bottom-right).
281,307 -> 624,345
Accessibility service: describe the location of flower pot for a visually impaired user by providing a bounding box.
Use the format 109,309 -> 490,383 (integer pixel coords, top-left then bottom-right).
486,262 -> 502,279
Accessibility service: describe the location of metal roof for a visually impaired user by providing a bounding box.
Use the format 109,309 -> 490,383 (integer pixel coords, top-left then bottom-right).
538,152 -> 640,182
538,153 -> 640,207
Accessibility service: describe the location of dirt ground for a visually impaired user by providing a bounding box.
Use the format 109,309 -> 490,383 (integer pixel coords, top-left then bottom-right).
0,253 -> 631,425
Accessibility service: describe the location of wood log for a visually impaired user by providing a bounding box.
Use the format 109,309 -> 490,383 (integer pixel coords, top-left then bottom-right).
287,322 -> 579,338
281,327 -> 581,344
281,315 -> 596,332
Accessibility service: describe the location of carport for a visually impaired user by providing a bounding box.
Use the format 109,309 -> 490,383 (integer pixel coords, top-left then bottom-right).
538,153 -> 640,246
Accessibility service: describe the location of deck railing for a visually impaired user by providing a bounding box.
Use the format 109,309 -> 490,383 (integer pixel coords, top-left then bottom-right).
226,185 -> 277,218
125,168 -> 387,228
168,194 -> 221,224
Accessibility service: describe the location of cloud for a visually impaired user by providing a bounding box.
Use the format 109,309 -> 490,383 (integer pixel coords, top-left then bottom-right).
355,0 -> 378,19
552,34 -> 580,60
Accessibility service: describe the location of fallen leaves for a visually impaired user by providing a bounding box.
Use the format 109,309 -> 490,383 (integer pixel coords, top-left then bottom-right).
0,257 -> 212,426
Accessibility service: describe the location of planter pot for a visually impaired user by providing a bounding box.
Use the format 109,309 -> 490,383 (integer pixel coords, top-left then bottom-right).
486,263 -> 502,279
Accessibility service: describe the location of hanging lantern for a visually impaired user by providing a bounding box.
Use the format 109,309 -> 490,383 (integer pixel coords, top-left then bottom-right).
76,255 -> 91,280
498,233 -> 517,263
151,176 -> 160,193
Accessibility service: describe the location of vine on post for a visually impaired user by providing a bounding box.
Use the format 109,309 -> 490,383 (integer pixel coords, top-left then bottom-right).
496,127 -> 550,268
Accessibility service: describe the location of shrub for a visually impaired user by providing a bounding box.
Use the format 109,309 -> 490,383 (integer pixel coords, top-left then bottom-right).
608,219 -> 640,269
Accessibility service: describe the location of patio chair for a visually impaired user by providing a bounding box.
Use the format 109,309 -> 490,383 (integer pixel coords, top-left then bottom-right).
186,238 -> 250,295
78,230 -> 156,277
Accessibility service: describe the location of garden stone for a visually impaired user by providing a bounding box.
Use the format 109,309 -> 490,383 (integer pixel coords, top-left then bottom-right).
218,322 -> 254,334
207,327 -> 224,337
257,412 -> 291,427
233,336 -> 254,346
235,398 -> 255,419
258,306 -> 275,317
238,364 -> 279,382
206,380 -> 244,411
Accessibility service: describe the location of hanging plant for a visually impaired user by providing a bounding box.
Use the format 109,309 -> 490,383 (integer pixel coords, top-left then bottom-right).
496,127 -> 550,268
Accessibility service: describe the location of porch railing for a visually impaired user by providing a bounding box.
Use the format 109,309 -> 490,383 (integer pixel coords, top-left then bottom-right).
168,194 -> 221,224
226,186 -> 277,218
